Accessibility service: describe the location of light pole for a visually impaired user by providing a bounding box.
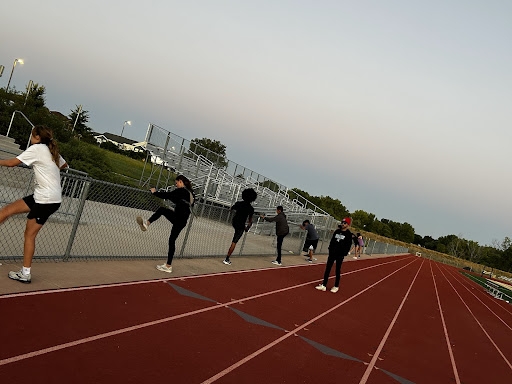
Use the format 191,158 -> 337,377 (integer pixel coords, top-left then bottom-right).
121,120 -> 131,137
5,58 -> 24,92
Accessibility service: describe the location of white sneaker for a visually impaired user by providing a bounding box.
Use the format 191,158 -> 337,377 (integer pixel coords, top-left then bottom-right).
272,260 -> 282,266
136,216 -> 148,231
156,264 -> 172,273
8,269 -> 31,284
331,286 -> 339,293
223,259 -> 231,265
353,256 -> 358,259
315,284 -> 326,291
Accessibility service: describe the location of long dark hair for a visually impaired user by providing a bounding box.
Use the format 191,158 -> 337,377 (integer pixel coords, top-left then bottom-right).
33,125 -> 60,166
176,174 -> 193,193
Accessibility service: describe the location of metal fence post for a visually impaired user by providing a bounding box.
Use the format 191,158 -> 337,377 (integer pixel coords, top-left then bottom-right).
63,179 -> 91,261
179,210 -> 195,257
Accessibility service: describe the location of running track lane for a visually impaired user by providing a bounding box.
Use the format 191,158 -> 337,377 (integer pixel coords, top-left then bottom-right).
431,261 -> 512,382
0,256 -> 414,382
4,256 -> 510,383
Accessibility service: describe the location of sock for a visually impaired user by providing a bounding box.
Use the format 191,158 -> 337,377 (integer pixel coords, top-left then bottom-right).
22,266 -> 31,275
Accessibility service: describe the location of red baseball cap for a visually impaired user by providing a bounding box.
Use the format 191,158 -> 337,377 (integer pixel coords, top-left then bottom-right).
342,217 -> 351,226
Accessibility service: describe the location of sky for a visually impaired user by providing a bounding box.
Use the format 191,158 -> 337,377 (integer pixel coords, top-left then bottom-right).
2,0 -> 511,246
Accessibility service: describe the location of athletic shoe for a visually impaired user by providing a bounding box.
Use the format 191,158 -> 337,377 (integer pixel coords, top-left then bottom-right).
223,259 -> 231,265
331,286 -> 339,293
315,284 -> 326,291
272,260 -> 282,266
156,264 -> 172,273
8,270 -> 31,283
136,216 -> 148,231
353,256 -> 358,259
305,258 -> 313,263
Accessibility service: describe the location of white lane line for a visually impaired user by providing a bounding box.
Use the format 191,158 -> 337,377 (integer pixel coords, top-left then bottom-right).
0,257 -> 412,366
441,265 -> 512,331
200,258 -> 420,384
0,256 -> 409,300
435,262 -> 512,371
430,260 -> 461,384
359,259 -> 424,384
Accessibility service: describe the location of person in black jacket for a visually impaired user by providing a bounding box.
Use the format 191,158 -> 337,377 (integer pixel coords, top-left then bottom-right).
223,188 -> 258,265
316,217 -> 353,293
136,175 -> 195,273
261,206 -> 289,266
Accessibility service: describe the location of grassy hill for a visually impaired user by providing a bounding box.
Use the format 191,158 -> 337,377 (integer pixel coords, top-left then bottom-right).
60,140 -> 174,189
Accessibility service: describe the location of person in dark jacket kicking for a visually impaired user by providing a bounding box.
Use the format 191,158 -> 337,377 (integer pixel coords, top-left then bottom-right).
261,206 -> 289,266
136,175 -> 195,273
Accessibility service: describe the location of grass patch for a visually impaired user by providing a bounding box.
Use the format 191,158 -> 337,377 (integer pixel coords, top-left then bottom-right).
104,151 -> 175,188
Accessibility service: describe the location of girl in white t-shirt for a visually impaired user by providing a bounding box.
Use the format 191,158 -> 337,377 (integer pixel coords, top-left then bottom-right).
0,126 -> 67,283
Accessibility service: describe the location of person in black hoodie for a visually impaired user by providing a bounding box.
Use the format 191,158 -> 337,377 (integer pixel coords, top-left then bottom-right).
316,217 -> 353,293
136,174 -> 195,273
261,206 -> 289,266
223,188 -> 258,265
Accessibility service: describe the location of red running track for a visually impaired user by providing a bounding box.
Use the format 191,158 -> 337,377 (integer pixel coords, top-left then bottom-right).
0,255 -> 511,383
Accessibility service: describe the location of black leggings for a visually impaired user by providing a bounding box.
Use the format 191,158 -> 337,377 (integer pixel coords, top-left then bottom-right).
149,207 -> 187,265
276,234 -> 286,263
322,251 -> 345,287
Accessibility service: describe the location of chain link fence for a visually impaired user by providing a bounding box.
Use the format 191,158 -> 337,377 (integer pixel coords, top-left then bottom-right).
1,162 -> 408,262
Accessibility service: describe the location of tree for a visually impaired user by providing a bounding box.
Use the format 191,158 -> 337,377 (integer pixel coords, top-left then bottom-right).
68,105 -> 93,140
466,240 -> 481,261
24,83 -> 46,109
448,236 -> 465,258
352,210 -> 376,230
188,137 -> 228,168
396,222 -> 415,243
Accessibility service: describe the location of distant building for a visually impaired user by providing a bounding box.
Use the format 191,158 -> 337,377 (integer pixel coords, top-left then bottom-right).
93,132 -> 146,152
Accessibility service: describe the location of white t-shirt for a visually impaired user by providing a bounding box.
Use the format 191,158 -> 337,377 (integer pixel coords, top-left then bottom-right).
17,144 -> 66,204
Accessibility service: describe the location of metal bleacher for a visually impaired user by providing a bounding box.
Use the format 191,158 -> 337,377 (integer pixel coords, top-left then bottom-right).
139,123 -> 334,229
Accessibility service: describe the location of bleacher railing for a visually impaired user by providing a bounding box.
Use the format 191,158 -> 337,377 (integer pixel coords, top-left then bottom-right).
140,123 -> 330,222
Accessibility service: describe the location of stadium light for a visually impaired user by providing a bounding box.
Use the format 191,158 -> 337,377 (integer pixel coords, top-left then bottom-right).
121,120 -> 131,137
5,58 -> 24,93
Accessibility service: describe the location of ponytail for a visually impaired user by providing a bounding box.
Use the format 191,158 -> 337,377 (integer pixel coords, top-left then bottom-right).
32,125 -> 60,166
48,138 -> 60,166
176,174 -> 193,193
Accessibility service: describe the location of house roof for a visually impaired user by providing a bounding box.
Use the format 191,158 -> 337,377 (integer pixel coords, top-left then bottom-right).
101,132 -> 137,145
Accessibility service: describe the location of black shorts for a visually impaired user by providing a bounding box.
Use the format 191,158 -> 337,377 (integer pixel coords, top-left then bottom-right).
303,238 -> 319,252
23,195 -> 61,225
232,227 -> 245,244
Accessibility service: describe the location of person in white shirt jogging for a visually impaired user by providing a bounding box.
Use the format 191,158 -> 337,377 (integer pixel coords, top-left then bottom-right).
0,125 -> 68,283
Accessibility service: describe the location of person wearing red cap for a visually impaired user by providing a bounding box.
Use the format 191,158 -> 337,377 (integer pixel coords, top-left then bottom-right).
316,217 -> 353,293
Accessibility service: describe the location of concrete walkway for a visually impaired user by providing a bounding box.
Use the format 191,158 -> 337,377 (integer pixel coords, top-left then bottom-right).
0,253 -> 402,296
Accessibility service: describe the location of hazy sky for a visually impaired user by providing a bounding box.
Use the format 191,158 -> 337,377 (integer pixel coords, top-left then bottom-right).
2,1 -> 511,245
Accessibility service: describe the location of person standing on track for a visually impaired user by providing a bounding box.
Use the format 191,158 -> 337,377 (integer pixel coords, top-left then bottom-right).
136,174 -> 195,273
300,219 -> 319,262
316,217 -> 353,293
261,206 -> 289,266
354,232 -> 364,259
0,125 -> 68,283
223,188 -> 258,265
